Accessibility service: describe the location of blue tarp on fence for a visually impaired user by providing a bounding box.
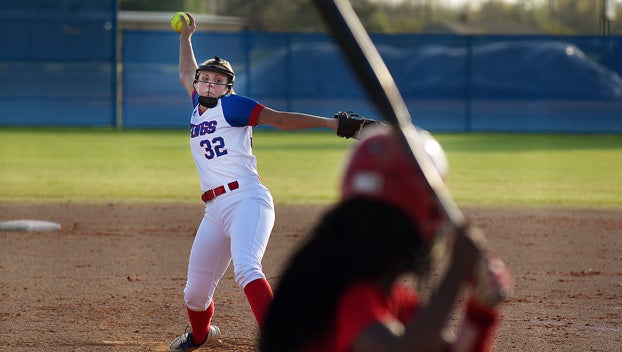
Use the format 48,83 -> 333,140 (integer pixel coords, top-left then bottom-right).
122,31 -> 622,132
0,1 -> 117,126
1,4 -> 621,133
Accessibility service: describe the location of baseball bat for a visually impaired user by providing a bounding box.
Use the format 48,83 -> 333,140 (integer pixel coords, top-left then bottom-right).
312,0 -> 468,237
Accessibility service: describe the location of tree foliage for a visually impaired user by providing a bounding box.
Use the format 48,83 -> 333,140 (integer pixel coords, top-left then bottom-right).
119,0 -> 622,35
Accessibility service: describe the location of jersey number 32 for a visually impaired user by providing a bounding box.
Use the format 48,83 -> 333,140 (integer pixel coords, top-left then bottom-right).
200,137 -> 228,159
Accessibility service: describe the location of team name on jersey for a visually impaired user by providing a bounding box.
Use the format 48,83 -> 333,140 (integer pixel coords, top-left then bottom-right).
190,120 -> 217,138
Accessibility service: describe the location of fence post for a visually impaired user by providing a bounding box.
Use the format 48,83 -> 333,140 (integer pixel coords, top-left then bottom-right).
115,13 -> 123,130
465,35 -> 473,132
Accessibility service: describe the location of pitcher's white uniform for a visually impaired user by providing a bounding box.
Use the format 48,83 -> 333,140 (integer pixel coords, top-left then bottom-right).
184,90 -> 275,311
169,14 -> 344,351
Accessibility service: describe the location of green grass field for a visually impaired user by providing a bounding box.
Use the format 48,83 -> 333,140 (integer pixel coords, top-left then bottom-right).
1,127 -> 621,208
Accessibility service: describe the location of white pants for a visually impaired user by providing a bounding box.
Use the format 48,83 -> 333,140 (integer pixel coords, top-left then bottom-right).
184,175 -> 275,311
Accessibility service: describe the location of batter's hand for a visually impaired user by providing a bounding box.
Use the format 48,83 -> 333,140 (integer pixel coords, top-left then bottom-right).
471,253 -> 513,307
334,111 -> 386,140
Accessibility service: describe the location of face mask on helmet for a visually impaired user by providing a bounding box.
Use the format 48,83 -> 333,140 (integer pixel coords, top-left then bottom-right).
198,96 -> 219,108
194,56 -> 235,86
194,56 -> 236,108
341,126 -> 449,242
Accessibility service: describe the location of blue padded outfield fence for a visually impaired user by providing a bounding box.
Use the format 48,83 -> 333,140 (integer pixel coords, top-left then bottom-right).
1,2 -> 621,133
0,1 -> 118,127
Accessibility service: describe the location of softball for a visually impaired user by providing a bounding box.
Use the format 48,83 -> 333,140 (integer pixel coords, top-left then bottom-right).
170,12 -> 190,33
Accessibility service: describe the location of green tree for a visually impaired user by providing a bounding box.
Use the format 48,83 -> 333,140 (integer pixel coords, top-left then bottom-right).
119,0 -> 622,35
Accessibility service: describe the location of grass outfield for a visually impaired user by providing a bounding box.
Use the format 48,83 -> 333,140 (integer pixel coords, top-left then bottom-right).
1,127 -> 621,208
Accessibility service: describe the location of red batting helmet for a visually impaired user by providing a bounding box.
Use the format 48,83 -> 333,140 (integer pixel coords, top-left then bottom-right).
341,126 -> 449,242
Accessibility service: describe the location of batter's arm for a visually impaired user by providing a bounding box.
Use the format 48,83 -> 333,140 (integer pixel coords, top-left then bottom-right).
349,229 -> 481,352
256,107 -> 338,131
178,12 -> 198,98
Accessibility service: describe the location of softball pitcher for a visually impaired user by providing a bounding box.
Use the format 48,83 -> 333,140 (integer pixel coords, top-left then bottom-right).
168,13 -> 381,352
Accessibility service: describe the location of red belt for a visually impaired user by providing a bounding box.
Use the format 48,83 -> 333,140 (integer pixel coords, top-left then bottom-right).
201,181 -> 239,202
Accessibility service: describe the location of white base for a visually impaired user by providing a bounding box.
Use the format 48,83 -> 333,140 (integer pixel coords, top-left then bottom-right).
0,220 -> 62,232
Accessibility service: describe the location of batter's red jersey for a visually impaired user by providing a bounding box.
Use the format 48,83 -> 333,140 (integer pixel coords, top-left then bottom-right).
301,282 -> 419,352
300,281 -> 498,352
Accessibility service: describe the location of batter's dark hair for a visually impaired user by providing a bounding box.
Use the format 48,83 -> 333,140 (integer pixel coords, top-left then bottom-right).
260,198 -> 432,352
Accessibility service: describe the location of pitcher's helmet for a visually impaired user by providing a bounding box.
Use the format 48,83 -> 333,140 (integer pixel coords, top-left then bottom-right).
341,126 -> 449,242
194,56 -> 235,86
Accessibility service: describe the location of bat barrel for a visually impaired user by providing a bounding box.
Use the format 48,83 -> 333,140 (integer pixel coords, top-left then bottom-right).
312,0 -> 467,231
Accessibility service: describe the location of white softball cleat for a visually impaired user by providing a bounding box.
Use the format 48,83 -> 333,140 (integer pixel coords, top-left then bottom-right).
168,325 -> 221,352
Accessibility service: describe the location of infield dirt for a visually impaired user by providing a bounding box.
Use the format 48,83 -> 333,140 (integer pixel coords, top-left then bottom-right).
0,202 -> 620,351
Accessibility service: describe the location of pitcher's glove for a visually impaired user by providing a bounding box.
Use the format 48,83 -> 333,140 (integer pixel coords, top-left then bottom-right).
334,111 -> 385,140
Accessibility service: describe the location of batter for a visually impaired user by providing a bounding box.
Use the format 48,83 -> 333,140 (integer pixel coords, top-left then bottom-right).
260,128 -> 513,352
